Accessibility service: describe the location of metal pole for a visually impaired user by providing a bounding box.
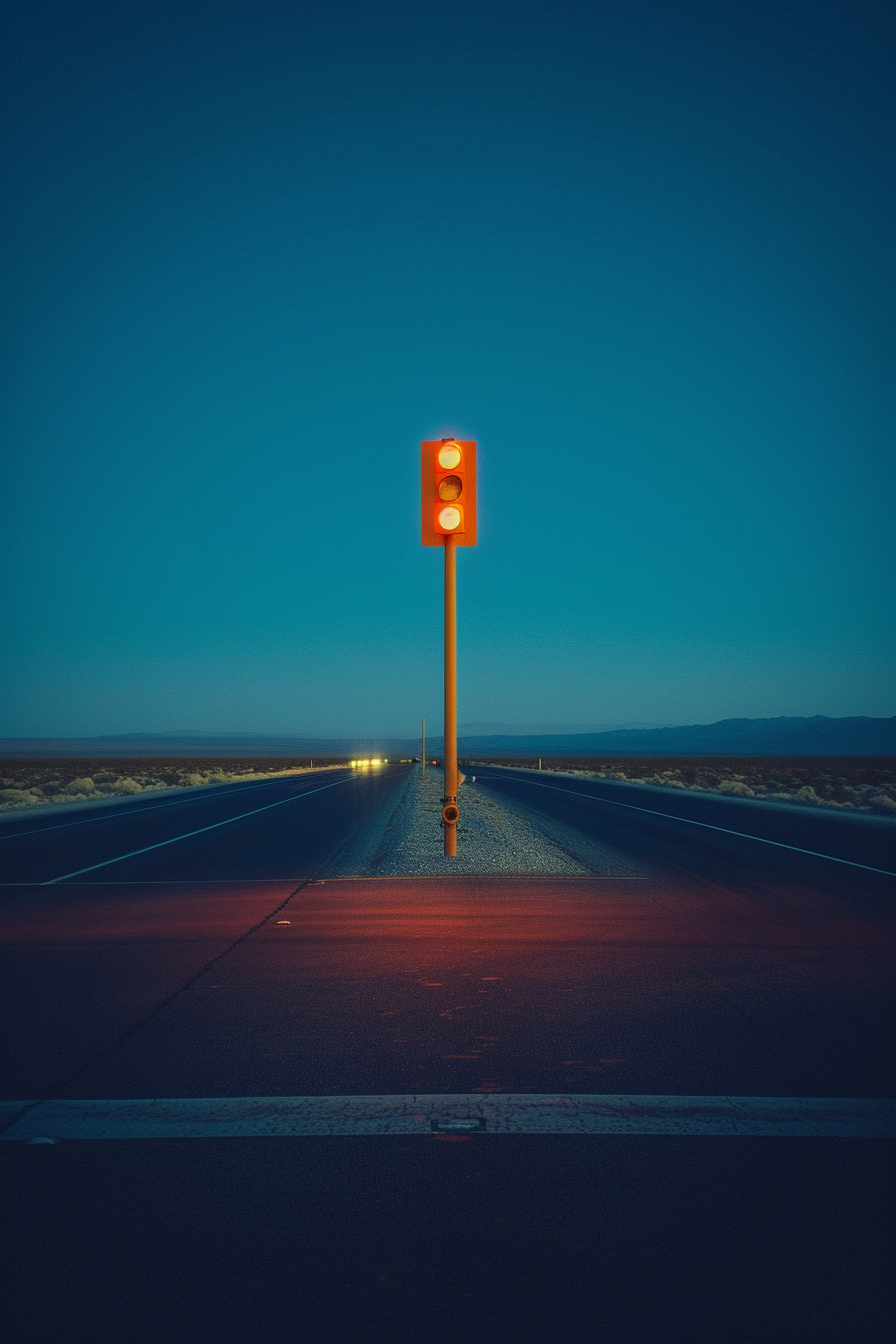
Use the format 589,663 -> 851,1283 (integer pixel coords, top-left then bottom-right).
443,534 -> 458,855
422,718 -> 425,780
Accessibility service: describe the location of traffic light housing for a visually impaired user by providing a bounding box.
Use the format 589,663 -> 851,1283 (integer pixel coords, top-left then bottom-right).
421,439 -> 477,546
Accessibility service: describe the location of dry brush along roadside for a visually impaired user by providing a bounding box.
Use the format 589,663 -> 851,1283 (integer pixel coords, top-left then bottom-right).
0,757 -> 348,811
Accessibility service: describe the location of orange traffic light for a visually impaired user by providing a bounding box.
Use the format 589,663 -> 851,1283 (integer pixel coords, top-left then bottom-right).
420,439 -> 477,546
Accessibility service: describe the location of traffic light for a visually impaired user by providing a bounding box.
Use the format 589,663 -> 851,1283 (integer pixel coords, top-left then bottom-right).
421,439 -> 477,546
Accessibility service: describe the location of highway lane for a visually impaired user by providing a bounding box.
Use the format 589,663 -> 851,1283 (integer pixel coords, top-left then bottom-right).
5,873 -> 891,1103
2,765 -> 894,1343
0,764 -> 411,884
466,764 -> 896,897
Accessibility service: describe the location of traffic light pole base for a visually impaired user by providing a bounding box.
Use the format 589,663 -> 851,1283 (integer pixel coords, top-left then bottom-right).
441,798 -> 460,856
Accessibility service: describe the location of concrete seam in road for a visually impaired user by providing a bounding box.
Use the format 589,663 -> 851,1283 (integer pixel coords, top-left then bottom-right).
39,776 -> 359,884
305,874 -> 649,882
0,879 -> 316,885
488,776 -> 896,877
0,878 -> 319,1137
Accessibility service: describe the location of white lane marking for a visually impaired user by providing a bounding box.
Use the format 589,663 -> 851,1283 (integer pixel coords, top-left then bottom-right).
479,774 -> 896,878
0,775 -> 339,841
39,777 -> 358,885
2,1094 -> 892,1139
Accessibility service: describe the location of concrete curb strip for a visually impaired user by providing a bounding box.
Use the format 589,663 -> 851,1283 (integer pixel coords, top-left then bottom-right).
2,1094 -> 893,1140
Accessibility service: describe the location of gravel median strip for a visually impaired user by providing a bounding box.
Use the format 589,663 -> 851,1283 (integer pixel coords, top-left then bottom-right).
322,765 -> 651,877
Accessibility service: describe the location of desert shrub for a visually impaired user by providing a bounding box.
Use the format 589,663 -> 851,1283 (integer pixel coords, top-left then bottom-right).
65,777 -> 96,794
0,788 -> 41,805
111,777 -> 142,793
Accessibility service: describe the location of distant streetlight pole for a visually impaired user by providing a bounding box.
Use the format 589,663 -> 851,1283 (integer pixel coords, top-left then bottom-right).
422,718 -> 426,780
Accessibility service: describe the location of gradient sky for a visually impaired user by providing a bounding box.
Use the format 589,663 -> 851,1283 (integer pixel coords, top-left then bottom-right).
1,0 -> 894,737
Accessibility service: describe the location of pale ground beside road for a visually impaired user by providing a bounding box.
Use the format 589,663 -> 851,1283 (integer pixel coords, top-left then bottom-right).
0,762 -> 344,812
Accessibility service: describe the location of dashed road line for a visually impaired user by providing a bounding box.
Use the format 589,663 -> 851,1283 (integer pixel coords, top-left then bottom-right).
39,777 -> 358,885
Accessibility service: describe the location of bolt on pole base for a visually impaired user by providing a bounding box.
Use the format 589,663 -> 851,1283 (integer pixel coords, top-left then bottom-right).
441,799 -> 459,856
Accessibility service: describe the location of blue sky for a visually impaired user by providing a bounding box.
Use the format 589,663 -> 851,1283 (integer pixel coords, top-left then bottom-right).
1,0 -> 893,736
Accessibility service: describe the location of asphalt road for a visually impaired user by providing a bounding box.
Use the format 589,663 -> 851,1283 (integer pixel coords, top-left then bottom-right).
2,765 -> 894,1343
468,763 -> 896,899
0,764 -> 410,884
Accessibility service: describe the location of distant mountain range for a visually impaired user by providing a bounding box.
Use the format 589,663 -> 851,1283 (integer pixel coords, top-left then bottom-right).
1,715 -> 894,757
457,721 -> 669,735
456,715 -> 896,756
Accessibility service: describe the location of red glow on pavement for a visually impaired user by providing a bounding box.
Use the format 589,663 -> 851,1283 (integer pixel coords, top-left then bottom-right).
263,878 -> 894,958
6,874 -> 884,955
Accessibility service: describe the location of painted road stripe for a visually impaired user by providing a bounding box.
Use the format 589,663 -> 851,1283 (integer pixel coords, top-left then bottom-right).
2,1095 -> 892,1140
482,774 -> 896,878
40,777 -> 357,885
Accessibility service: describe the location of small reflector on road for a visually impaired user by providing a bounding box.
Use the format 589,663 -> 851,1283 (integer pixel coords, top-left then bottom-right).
431,1118 -> 486,1134
275,920 -> 291,925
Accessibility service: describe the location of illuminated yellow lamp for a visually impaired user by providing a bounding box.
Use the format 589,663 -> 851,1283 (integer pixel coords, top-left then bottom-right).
437,442 -> 462,469
438,506 -> 461,531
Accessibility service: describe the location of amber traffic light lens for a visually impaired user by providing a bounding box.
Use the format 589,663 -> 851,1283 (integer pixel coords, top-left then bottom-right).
437,444 -> 462,469
437,475 -> 463,501
438,506 -> 461,530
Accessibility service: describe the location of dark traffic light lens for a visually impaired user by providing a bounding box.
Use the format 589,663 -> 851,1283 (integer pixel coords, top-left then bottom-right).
438,475 -> 463,501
